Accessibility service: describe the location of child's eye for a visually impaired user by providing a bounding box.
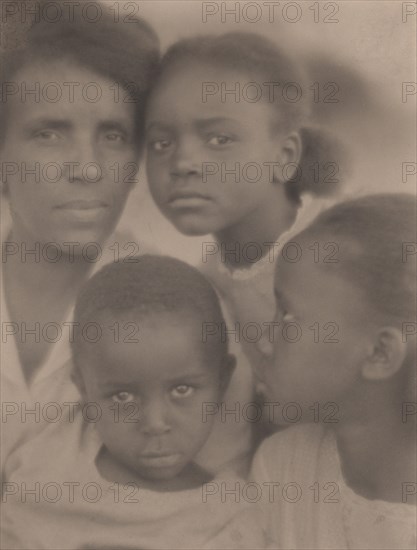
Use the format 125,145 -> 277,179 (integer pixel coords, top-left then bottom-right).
282,311 -> 295,323
111,391 -> 135,403
171,385 -> 194,399
207,134 -> 233,147
149,139 -> 172,152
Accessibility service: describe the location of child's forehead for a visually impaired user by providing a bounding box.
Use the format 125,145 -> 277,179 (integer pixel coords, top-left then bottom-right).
95,306 -> 200,328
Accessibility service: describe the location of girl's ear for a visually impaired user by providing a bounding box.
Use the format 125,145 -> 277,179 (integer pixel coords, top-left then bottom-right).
361,327 -> 407,381
273,131 -> 302,184
71,367 -> 88,402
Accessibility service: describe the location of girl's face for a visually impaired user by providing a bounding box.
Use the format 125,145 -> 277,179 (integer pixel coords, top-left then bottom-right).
260,236 -> 374,424
146,62 -> 291,236
1,59 -> 138,249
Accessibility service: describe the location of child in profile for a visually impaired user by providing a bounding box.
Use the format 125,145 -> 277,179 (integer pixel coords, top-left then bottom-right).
251,194 -> 416,549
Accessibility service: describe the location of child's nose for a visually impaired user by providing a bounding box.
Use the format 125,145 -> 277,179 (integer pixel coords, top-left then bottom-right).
141,400 -> 171,436
256,329 -> 274,358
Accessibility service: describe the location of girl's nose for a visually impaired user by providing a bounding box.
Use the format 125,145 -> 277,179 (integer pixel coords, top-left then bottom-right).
170,139 -> 201,179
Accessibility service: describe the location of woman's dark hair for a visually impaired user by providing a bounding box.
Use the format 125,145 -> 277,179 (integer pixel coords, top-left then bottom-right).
0,0 -> 160,147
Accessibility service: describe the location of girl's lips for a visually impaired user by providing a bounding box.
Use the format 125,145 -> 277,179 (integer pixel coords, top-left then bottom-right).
168,193 -> 213,209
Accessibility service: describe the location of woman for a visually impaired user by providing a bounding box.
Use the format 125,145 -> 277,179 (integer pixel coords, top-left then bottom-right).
0,0 -> 159,472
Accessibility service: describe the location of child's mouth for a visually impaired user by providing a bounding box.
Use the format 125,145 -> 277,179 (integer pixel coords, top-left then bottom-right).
138,452 -> 182,468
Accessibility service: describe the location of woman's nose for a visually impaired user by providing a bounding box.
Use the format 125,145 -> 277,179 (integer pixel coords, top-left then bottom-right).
66,140 -> 102,183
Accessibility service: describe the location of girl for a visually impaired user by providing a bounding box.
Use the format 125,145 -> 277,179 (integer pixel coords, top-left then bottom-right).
0,0 -> 159,471
145,32 -> 350,470
251,193 -> 416,549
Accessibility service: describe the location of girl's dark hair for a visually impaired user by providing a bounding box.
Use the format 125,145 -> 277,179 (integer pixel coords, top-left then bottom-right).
297,193 -> 416,324
0,0 -> 160,147
295,193 -> 417,400
154,32 -> 351,204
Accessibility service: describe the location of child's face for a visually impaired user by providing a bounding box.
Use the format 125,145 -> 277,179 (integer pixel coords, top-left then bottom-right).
1,59 -> 138,248
146,62 -> 289,236
78,311 -> 227,481
261,237 -> 374,422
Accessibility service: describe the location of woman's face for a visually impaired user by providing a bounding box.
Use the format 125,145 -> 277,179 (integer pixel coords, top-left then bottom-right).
1,59 -> 139,250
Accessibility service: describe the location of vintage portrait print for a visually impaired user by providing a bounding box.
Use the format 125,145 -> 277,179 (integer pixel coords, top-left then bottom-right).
0,0 -> 416,549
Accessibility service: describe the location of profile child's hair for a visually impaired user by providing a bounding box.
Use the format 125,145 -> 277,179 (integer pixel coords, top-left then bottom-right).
72,254 -> 229,369
292,193 -> 416,398
0,0 -> 160,147
153,31 -> 350,204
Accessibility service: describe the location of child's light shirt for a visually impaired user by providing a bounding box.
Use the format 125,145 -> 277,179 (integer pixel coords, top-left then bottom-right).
2,409 -> 266,550
250,424 -> 417,549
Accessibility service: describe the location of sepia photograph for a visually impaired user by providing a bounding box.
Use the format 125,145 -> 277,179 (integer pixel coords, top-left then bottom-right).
0,0 -> 416,548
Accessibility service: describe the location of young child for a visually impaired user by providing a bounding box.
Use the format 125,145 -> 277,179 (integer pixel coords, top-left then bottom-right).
0,0 -> 159,473
145,32 -> 349,467
251,194 -> 417,549
2,255 -> 265,549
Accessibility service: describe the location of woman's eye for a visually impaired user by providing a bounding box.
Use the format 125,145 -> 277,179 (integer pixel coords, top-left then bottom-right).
207,134 -> 233,146
111,391 -> 135,403
34,130 -> 61,141
149,139 -> 172,152
171,385 -> 194,399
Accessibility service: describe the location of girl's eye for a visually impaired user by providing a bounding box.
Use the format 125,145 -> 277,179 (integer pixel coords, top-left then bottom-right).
105,132 -> 126,143
148,139 -> 172,152
171,385 -> 194,399
207,134 -> 233,146
111,391 -> 135,403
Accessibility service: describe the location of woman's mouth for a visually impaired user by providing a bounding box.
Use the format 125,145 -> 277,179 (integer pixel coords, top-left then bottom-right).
55,200 -> 109,223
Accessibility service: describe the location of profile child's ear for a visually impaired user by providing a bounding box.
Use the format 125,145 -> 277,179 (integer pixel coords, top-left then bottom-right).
273,131 -> 302,184
70,367 -> 88,403
219,353 -> 236,395
361,327 -> 408,381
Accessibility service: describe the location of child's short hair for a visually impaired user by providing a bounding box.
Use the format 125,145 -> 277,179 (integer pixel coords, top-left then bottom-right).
154,32 -> 350,204
0,0 -> 159,147
295,193 -> 416,324
72,255 -> 228,368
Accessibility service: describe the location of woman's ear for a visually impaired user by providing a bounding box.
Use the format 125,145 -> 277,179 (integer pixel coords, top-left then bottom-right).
361,327 -> 407,381
273,131 -> 302,184
71,367 -> 88,402
219,353 -> 236,395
